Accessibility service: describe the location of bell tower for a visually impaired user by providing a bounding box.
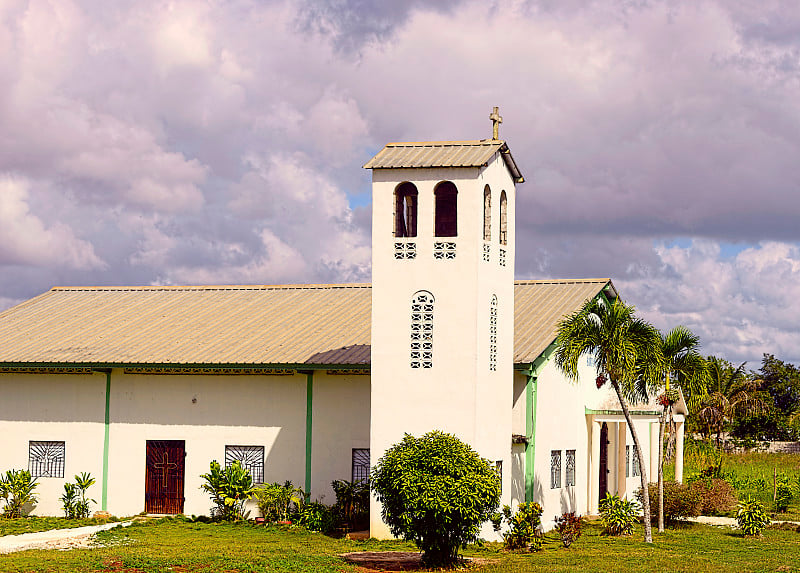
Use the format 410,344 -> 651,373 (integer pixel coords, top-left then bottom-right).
365,108 -> 524,538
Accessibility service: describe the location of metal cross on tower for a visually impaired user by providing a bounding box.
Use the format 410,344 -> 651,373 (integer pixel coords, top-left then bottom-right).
490,106 -> 503,140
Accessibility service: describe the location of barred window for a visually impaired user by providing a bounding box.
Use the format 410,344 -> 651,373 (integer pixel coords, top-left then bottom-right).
626,445 -> 630,477
550,450 -> 562,489
410,291 -> 434,369
632,445 -> 640,477
495,460 -> 503,494
565,449 -> 576,486
225,445 -> 265,484
29,441 -> 65,478
352,449 -> 370,484
489,295 -> 498,371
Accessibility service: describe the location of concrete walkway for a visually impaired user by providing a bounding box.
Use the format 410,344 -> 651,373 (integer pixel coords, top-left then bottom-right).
0,521 -> 132,554
686,516 -> 800,528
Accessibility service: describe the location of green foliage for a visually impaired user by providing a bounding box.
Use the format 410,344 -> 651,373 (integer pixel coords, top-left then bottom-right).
0,469 -> 38,518
688,478 -> 737,515
61,472 -> 96,519
331,478 -> 369,531
297,501 -> 336,533
775,482 -> 793,513
637,482 -> 702,524
736,496 -> 771,536
251,481 -> 305,522
554,511 -> 586,548
199,460 -> 254,521
492,503 -> 543,551
598,493 -> 639,536
371,431 -> 501,567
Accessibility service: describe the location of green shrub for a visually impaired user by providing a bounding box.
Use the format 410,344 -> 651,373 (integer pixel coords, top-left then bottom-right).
775,483 -> 793,513
636,481 -> 702,524
688,478 -> 737,515
331,479 -> 369,531
199,460 -> 254,521
736,496 -> 771,536
60,473 -> 96,519
0,470 -> 38,518
371,431 -> 501,567
554,511 -> 585,548
598,493 -> 639,536
251,481 -> 305,523
492,503 -> 543,551
297,501 -> 336,532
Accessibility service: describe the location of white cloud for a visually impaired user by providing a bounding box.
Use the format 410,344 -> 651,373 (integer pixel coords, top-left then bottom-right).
0,176 -> 104,269
622,240 -> 800,365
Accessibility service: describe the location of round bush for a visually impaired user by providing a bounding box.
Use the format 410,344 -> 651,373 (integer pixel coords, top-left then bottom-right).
371,431 -> 501,567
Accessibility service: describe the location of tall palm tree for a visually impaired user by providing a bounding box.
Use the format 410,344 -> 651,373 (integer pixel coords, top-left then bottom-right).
651,326 -> 708,533
694,357 -> 769,444
555,297 -> 663,544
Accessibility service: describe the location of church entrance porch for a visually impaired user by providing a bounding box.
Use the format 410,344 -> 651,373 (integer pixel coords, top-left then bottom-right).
145,440 -> 186,514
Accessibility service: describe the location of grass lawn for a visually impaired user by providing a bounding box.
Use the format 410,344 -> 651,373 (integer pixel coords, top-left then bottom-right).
0,516 -> 120,537
2,518 -> 800,572
665,450 -> 800,520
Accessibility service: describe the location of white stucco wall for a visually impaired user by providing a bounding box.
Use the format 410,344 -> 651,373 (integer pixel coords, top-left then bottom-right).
369,154 -> 517,539
0,369 -> 370,517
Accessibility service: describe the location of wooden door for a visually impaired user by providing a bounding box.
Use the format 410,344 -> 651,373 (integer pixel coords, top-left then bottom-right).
145,440 -> 185,514
599,423 -> 609,499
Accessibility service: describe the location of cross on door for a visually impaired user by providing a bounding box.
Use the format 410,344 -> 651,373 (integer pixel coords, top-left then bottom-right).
154,452 -> 178,487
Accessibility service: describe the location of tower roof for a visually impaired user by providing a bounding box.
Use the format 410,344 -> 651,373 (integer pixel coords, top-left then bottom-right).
364,140 -> 524,183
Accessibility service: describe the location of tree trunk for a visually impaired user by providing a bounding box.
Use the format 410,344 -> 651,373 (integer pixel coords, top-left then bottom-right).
611,379 -> 653,543
658,408 -> 665,533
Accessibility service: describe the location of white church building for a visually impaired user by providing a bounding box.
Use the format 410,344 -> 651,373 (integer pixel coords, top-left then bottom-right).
0,112 -> 685,535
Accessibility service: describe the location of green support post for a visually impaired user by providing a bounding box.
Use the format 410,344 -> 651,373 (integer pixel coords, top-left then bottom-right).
101,369 -> 112,511
304,371 -> 314,495
525,373 -> 538,502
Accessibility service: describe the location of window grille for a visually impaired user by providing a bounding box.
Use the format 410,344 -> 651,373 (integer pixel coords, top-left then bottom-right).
483,243 -> 490,262
626,445 -> 630,477
410,291 -> 434,369
632,445 -> 640,477
225,445 -> 265,484
499,191 -> 508,245
489,295 -> 498,371
394,182 -> 418,237
29,441 -> 65,478
565,449 -> 576,486
352,449 -> 370,484
550,450 -> 562,489
499,248 -> 506,267
433,242 -> 456,259
483,186 -> 492,241
394,242 -> 416,259
495,460 -> 503,494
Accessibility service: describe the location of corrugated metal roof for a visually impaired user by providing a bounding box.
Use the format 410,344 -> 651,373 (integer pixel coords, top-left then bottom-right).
0,279 -> 611,367
364,140 -> 524,183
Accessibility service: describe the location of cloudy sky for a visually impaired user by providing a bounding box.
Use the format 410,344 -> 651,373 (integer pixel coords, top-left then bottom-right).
2,0 -> 799,366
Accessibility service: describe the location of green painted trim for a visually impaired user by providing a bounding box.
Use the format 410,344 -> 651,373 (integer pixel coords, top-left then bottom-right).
584,407 -> 661,416
101,370 -> 111,511
525,373 -> 537,502
304,372 -> 314,495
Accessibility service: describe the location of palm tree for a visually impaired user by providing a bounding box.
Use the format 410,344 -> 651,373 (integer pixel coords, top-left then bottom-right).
555,297 -> 663,544
693,357 -> 769,444
651,326 -> 708,533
